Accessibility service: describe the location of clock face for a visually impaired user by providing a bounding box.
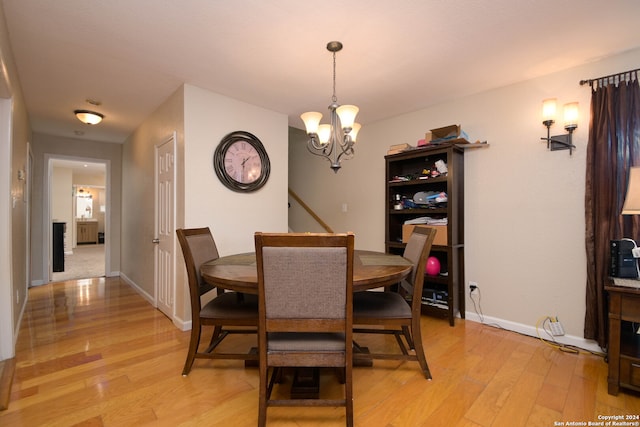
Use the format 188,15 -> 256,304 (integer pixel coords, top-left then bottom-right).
213,131 -> 270,192
223,141 -> 263,184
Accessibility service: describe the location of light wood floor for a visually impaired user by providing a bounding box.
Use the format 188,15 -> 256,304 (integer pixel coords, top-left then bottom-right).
1,277 -> 639,426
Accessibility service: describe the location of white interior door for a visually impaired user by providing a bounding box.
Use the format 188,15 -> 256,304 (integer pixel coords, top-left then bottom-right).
154,133 -> 176,319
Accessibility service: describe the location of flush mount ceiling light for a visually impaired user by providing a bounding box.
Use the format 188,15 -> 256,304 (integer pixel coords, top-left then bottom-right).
300,41 -> 361,173
74,109 -> 104,125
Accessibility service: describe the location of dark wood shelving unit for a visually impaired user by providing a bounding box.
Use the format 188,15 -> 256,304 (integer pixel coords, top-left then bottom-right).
385,144 -> 465,326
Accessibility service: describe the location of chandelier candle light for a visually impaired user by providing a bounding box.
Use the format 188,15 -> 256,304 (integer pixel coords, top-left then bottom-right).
301,41 -> 361,173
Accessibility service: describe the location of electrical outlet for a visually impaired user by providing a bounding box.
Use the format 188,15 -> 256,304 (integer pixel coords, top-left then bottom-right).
469,281 -> 478,291
549,317 -> 565,336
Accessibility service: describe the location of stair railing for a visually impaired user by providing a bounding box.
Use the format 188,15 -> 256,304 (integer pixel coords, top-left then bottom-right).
288,188 -> 334,233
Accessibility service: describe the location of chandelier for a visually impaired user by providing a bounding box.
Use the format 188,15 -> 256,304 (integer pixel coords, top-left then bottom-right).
300,41 -> 361,173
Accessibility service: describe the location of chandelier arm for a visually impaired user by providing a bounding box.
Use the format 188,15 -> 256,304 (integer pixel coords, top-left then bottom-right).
308,135 -> 323,151
307,139 -> 334,157
335,140 -> 355,164
306,142 -> 343,169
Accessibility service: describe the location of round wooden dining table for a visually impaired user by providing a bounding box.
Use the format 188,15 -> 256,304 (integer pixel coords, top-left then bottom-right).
200,249 -> 412,293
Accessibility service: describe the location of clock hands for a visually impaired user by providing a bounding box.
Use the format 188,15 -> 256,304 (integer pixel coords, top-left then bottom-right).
240,157 -> 249,182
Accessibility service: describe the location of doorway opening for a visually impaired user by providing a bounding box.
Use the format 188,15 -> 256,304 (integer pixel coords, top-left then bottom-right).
46,157 -> 108,283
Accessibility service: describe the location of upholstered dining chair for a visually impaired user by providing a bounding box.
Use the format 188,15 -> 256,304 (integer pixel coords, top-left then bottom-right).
176,227 -> 258,375
254,232 -> 355,427
352,225 -> 437,379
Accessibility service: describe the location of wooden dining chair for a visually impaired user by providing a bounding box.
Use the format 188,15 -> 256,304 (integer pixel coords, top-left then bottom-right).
176,227 -> 258,375
254,232 -> 355,427
352,225 -> 437,379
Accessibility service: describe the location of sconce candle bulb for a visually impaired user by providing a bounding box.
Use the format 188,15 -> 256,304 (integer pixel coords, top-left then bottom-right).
563,102 -> 579,130
542,98 -> 557,125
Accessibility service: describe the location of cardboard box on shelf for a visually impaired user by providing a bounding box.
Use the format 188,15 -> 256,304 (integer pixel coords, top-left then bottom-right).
387,143 -> 412,155
402,224 -> 447,245
430,125 -> 469,144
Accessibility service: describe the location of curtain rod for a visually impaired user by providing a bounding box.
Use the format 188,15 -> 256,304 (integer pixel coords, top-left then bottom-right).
580,68 -> 640,87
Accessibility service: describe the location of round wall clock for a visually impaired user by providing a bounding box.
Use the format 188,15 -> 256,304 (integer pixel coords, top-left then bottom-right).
213,130 -> 270,192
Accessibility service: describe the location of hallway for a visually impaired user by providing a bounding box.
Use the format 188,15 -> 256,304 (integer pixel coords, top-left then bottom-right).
51,244 -> 105,283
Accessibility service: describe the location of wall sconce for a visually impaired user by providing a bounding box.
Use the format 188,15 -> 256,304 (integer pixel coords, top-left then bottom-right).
541,98 -> 578,155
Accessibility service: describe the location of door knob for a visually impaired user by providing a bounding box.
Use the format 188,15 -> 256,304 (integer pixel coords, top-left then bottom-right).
152,238 -> 160,244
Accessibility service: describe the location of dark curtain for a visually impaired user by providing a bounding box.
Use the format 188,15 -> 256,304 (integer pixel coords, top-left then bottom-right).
584,76 -> 640,348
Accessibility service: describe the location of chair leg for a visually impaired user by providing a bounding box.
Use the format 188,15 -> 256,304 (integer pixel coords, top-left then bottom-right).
411,319 -> 432,380
402,325 -> 415,350
258,366 -> 269,427
266,367 -> 279,398
210,325 -> 223,343
204,329 -> 229,353
393,332 -> 410,355
273,367 -> 283,383
345,365 -> 354,427
182,324 -> 202,376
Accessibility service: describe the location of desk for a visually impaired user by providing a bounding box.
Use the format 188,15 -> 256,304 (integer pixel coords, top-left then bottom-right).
201,250 -> 413,294
606,281 -> 640,395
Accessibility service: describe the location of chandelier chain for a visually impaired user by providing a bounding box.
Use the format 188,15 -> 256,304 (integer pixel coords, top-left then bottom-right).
332,51 -> 337,103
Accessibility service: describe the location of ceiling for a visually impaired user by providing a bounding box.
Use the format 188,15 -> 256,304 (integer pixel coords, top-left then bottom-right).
3,0 -> 640,144
50,159 -> 105,175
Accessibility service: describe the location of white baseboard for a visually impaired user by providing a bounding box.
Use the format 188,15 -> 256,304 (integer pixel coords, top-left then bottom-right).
118,273 -> 191,332
119,272 -> 155,307
174,317 -> 191,332
464,311 -> 604,355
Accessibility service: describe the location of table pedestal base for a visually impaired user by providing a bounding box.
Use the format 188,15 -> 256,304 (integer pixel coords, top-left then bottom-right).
353,344 -> 374,367
291,368 -> 320,399
244,347 -> 258,368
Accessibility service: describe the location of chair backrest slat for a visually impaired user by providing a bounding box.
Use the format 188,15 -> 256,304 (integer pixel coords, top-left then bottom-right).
402,226 -> 437,310
176,227 -> 220,314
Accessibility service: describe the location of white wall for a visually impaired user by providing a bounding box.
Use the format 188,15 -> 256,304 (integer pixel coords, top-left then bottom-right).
0,0 -> 32,360
121,86 -> 184,310
122,84 -> 288,327
183,84 -> 289,255
289,47 -> 640,348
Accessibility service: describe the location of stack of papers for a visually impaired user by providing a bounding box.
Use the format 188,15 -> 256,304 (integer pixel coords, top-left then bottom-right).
404,217 -> 448,225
